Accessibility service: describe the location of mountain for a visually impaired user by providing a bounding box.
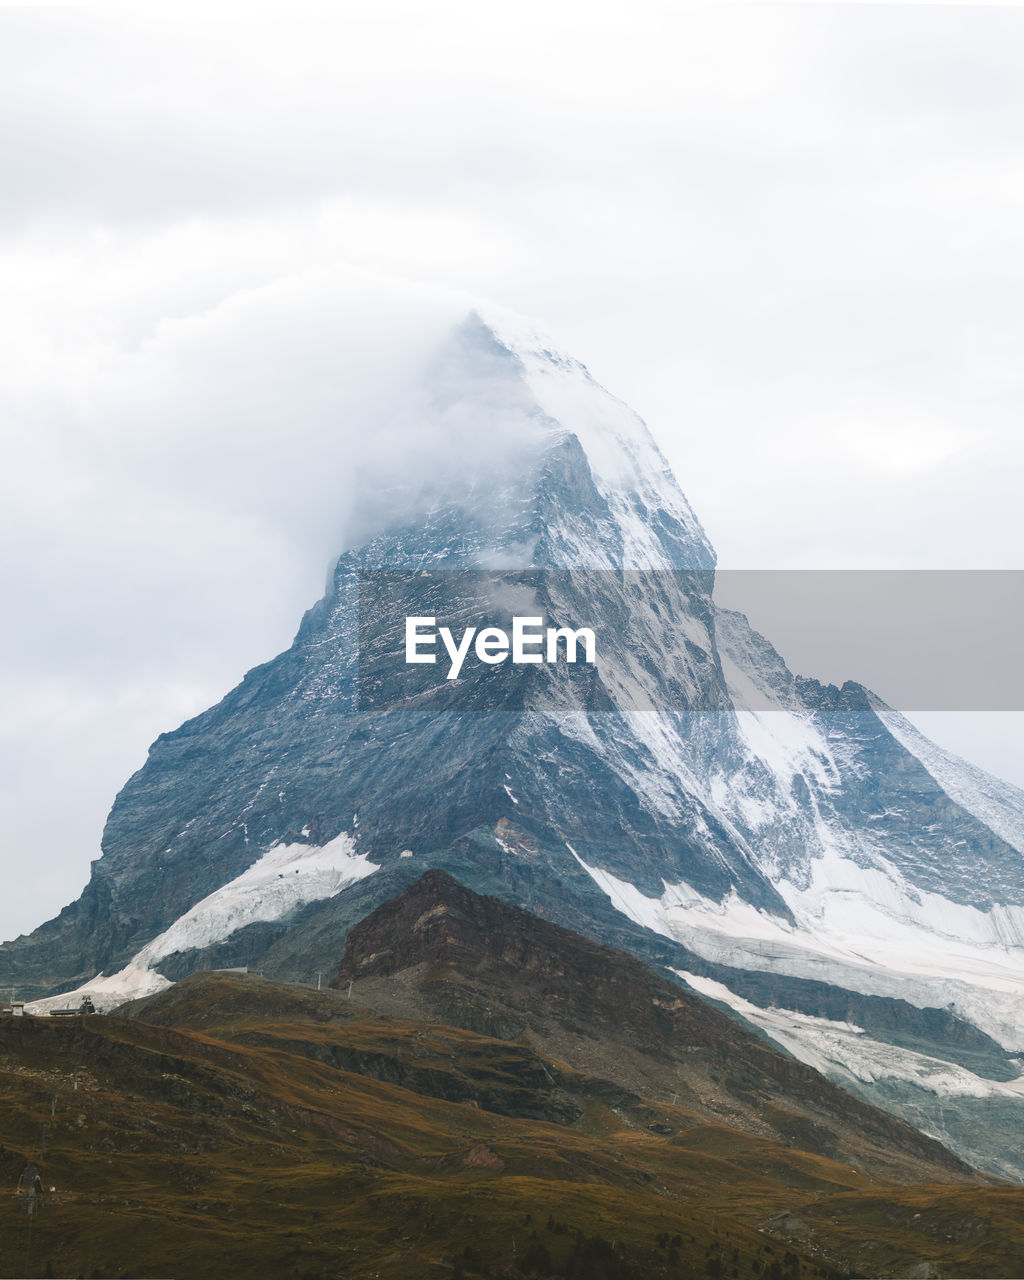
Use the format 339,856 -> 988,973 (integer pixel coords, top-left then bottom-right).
3,309 -> 1023,1182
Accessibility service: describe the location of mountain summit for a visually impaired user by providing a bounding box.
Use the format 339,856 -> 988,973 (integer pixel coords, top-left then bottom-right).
4,311 -> 1023,1178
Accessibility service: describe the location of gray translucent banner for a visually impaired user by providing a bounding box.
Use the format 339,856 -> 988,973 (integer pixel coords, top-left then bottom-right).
713,570 -> 1024,712
353,569 -> 1024,712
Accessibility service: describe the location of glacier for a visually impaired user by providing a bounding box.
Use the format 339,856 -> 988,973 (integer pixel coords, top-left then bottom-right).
676,970 -> 1024,1103
27,833 -> 376,1013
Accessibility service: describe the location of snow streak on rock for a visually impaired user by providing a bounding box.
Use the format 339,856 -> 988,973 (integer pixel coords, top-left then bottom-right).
676,970 -> 1024,1102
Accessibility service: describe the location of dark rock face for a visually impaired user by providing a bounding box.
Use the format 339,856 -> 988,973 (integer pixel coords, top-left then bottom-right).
330,870 -> 977,1184
335,868 -> 760,1054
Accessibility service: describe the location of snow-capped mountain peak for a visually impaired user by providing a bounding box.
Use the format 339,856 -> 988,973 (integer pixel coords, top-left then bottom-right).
5,311 -> 1023,1179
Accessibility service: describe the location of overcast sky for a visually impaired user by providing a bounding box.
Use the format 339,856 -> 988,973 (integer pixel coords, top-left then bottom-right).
2,2 -> 1023,944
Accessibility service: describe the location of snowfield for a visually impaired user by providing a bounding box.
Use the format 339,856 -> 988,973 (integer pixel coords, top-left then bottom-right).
134,832 -> 378,966
571,848 -> 1024,1051
26,963 -> 173,1015
27,834 -> 377,1015
675,970 -> 1024,1100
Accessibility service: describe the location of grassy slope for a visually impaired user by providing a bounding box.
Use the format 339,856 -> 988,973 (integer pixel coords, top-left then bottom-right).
0,977 -> 1022,1279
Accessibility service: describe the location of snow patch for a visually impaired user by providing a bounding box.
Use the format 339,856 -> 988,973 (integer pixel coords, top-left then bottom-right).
26,964 -> 172,1016
136,833 -> 378,967
26,835 -> 379,1015
571,848 -> 1024,1050
676,970 -> 1024,1100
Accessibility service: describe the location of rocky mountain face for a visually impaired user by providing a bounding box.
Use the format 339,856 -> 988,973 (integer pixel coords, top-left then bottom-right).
3,309 -> 1023,1179
329,869 -> 976,1185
